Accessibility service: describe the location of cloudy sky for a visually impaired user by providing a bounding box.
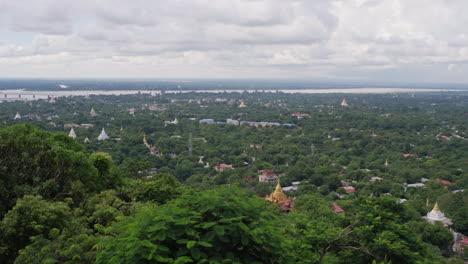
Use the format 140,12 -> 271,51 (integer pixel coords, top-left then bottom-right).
0,0 -> 467,83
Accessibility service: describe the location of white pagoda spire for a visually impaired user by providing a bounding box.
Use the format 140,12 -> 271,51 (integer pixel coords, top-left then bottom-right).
97,128 -> 109,141
384,160 -> 389,167
341,97 -> 349,107
424,201 -> 453,227
68,128 -> 77,139
198,156 -> 204,164
84,137 -> 90,143
90,108 -> 97,117
14,112 -> 21,120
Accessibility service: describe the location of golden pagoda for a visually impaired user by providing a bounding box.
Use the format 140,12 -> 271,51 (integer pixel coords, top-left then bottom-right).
265,180 -> 292,205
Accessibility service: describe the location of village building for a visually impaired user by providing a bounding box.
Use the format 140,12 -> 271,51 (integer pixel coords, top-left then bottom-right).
64,123 -> 80,128
226,119 -> 240,125
215,163 -> 233,172
127,108 -> 136,115
282,182 -> 300,192
291,112 -> 310,119
81,124 -> 94,129
436,178 -> 453,185
164,118 -> 178,125
199,119 -> 215,124
370,176 -> 384,182
258,170 -> 282,183
332,202 -> 344,213
249,144 -> 262,150
343,186 -> 356,193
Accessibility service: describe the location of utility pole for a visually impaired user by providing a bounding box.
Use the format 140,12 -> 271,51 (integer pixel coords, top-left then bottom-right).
189,133 -> 193,157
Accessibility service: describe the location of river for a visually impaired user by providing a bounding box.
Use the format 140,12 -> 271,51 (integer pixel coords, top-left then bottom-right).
0,88 -> 465,101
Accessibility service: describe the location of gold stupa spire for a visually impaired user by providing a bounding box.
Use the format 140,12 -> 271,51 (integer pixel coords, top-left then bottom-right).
266,178 -> 291,204
274,180 -> 283,194
433,201 -> 440,211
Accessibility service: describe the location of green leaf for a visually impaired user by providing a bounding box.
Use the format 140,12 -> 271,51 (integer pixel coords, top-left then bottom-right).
214,226 -> 224,236
187,240 -> 197,249
197,241 -> 213,248
174,256 -> 194,264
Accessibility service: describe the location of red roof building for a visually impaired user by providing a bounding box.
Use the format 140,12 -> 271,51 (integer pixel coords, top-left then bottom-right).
343,186 -> 356,193
215,163 -> 233,172
436,178 -> 453,185
292,112 -> 310,117
459,238 -> 468,245
332,202 -> 344,213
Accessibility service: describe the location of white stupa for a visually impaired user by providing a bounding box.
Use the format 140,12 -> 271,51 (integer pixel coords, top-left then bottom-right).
385,160 -> 389,167
97,128 -> 109,141
68,128 -> 77,139
90,108 -> 97,117
84,137 -> 90,143
14,112 -> 21,120
198,156 -> 204,164
424,201 -> 453,227
341,98 -> 349,107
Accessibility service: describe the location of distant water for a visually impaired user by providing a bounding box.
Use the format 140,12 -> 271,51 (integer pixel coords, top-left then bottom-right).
0,88 -> 465,101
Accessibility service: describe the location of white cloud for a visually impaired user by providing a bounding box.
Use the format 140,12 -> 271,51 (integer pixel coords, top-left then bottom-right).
0,0 -> 467,82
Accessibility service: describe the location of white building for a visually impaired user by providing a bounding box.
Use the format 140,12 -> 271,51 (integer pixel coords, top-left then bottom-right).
283,182 -> 301,192
68,128 -> 77,139
97,128 -> 109,141
341,98 -> 349,107
90,108 -> 97,117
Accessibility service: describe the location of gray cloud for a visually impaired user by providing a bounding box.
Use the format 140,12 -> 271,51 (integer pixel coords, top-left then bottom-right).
0,0 -> 467,82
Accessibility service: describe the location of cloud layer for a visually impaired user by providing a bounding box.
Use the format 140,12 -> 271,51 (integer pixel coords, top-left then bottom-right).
0,0 -> 467,82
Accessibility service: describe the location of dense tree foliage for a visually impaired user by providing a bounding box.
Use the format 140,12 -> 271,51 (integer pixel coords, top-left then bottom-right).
97,187 -> 291,264
0,91 -> 466,263
0,124 -> 117,217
